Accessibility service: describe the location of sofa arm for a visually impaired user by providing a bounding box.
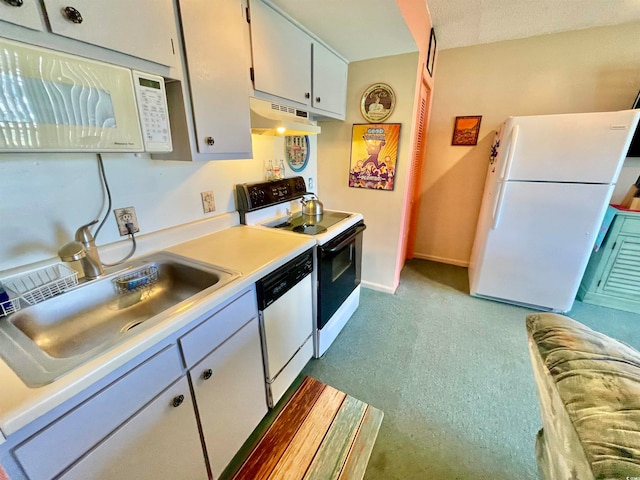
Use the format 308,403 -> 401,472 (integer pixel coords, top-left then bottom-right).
526,313 -> 640,480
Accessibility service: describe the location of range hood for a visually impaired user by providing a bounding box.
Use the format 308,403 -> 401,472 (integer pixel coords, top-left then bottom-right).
250,97 -> 321,136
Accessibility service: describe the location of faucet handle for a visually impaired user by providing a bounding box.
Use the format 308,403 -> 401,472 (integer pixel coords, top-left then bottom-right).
75,219 -> 99,243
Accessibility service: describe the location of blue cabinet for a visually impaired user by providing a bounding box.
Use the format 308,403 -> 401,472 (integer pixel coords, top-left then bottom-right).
578,208 -> 640,312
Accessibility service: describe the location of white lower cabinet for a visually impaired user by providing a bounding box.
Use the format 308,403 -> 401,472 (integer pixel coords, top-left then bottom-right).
59,376 -> 207,480
189,317 -> 268,479
7,287 -> 267,480
13,346 -> 190,480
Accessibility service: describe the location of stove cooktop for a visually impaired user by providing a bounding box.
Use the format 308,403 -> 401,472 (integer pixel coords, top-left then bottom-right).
265,211 -> 351,235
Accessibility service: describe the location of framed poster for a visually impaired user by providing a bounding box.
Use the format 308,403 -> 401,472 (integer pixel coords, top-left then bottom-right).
360,83 -> 396,123
451,115 -> 482,146
285,135 -> 309,171
426,28 -> 436,77
349,123 -> 401,191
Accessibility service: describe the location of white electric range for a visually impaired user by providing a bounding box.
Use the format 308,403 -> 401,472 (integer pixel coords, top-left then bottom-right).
236,176 -> 365,358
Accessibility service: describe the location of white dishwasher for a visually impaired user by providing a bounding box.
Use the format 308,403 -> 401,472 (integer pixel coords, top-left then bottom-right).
256,249 -> 314,407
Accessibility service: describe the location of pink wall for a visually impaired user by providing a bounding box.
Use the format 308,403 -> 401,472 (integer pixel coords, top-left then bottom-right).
393,0 -> 434,286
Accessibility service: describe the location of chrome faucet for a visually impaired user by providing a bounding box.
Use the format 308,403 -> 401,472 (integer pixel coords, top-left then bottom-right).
58,221 -> 105,280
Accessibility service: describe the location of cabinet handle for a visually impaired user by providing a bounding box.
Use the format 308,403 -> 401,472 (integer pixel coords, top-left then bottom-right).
63,6 -> 83,24
172,394 -> 185,408
4,0 -> 24,7
202,368 -> 213,380
205,136 -> 215,146
315,97 -> 321,103
304,93 -> 310,99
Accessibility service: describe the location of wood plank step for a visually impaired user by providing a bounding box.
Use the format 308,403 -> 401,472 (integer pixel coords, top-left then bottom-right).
229,376 -> 383,480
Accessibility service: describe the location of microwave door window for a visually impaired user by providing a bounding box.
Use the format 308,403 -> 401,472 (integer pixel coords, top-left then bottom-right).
0,38 -> 143,152
0,77 -> 116,127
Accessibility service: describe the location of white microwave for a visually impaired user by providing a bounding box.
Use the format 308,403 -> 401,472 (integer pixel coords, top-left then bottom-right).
0,38 -> 172,153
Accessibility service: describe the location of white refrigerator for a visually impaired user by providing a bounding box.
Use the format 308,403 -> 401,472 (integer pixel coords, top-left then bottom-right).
468,110 -> 640,312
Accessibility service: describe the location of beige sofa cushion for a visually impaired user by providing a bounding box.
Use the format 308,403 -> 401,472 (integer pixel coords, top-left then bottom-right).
527,313 -> 640,479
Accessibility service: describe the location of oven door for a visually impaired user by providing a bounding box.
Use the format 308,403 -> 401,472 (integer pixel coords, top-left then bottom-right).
317,221 -> 366,329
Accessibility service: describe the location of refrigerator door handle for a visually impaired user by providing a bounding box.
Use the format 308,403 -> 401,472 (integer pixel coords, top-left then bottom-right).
492,125 -> 519,229
500,124 -> 520,181
492,181 -> 507,229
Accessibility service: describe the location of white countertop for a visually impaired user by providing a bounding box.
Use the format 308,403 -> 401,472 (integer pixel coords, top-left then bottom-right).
0,224 -> 315,440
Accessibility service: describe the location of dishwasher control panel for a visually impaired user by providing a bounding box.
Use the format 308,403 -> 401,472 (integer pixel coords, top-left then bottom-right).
256,249 -> 313,309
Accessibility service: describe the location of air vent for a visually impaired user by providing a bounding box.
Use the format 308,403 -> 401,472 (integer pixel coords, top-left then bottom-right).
269,102 -> 305,117
250,97 -> 320,136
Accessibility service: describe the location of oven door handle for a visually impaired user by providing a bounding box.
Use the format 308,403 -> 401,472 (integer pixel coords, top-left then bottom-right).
323,224 -> 367,253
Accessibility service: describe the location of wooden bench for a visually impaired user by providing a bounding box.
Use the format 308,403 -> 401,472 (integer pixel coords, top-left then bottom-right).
228,376 -> 383,480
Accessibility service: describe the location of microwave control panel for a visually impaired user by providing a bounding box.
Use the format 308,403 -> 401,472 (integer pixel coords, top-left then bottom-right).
132,71 -> 172,152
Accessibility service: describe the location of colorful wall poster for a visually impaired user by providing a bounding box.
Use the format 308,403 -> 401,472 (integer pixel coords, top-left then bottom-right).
348,123 -> 401,191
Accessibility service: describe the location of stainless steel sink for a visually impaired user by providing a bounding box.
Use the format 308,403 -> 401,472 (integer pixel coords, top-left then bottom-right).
0,252 -> 240,387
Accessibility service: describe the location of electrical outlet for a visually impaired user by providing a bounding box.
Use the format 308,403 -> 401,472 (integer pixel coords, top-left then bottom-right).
113,207 -> 140,236
201,191 -> 215,213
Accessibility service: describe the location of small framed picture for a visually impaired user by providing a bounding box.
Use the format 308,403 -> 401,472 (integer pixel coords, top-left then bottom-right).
426,27 -> 436,77
451,115 -> 482,146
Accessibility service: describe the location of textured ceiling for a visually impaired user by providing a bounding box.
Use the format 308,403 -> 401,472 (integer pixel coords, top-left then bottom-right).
430,0 -> 640,50
268,0 -> 640,61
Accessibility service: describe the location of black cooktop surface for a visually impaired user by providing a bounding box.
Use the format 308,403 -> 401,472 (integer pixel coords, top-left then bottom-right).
266,211 -> 351,235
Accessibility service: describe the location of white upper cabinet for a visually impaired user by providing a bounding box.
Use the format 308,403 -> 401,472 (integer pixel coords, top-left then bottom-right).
0,0 -> 45,31
178,0 -> 252,160
249,0 -> 312,107
248,0 -> 348,119
312,41 -> 348,117
41,0 -> 179,67
154,0 -> 253,161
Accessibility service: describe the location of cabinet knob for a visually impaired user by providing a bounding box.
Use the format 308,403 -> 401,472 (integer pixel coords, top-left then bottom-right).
304,93 -> 310,99
205,136 -> 215,146
3,0 -> 24,7
315,97 -> 321,103
63,6 -> 83,24
172,394 -> 185,408
202,368 -> 213,380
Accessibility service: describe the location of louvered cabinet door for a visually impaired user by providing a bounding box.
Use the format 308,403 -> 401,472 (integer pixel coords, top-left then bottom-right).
578,211 -> 640,313
598,236 -> 640,299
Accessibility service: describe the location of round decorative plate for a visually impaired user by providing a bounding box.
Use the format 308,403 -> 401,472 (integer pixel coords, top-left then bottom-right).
285,135 -> 310,172
360,83 -> 396,123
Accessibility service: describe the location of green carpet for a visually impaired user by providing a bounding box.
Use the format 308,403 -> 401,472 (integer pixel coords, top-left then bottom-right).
301,259 -> 640,480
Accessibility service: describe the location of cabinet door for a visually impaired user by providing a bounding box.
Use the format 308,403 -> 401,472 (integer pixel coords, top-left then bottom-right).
0,0 -> 44,31
249,0 -> 312,106
178,0 -> 253,158
598,236 -> 640,298
190,317 -> 268,479
312,42 -> 348,117
59,376 -> 207,480
43,0 -> 178,66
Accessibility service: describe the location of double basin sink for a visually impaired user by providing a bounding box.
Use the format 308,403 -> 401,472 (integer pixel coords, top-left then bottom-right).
0,252 -> 239,387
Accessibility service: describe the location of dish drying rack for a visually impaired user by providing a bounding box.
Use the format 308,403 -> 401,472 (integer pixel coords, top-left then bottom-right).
0,263 -> 79,317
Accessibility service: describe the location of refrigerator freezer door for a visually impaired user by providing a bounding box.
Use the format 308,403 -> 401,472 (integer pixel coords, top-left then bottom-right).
470,181 -> 614,312
499,110 -> 640,184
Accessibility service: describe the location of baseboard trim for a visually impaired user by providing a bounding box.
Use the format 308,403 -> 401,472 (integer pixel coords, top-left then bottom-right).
361,281 -> 396,294
411,253 -> 469,268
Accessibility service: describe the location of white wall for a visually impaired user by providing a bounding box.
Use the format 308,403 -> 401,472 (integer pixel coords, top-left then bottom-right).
318,52 -> 419,293
414,21 -> 640,266
0,135 -> 318,272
